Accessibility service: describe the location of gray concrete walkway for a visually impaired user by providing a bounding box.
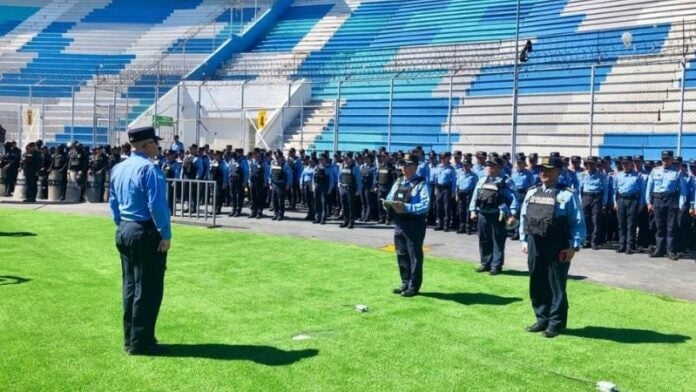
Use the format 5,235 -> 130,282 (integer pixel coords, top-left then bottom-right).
2,198 -> 695,302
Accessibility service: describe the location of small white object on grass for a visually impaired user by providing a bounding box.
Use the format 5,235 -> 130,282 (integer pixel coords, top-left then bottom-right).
292,333 -> 312,341
355,304 -> 369,313
597,381 -> 618,392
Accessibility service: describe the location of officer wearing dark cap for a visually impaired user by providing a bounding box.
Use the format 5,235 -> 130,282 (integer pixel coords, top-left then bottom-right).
469,156 -> 519,275
613,156 -> 645,254
376,152 -> 398,224
109,126 -> 171,355
645,150 -> 688,260
511,152 -> 534,239
578,156 -> 609,249
456,158 -> 478,234
519,155 -> 585,338
384,154 -> 430,297
89,145 -> 109,202
338,152 -> 362,228
528,153 -> 542,186
20,142 -> 42,202
473,151 -> 487,178
1,141 -> 20,196
434,152 -> 457,231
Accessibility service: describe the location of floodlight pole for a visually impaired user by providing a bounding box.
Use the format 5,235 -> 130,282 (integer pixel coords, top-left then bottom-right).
509,0 -> 521,157
588,64 -> 596,156
677,60 -> 686,156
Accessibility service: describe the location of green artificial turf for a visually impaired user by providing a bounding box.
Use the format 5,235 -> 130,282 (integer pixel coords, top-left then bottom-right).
1,208 -> 695,391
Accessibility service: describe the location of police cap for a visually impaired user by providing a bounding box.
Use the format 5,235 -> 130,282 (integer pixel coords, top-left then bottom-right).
549,151 -> 561,158
633,155 -> 644,162
485,157 -> 504,167
586,156 -> 599,164
541,156 -> 563,170
661,150 -> 674,158
475,151 -> 487,158
621,156 -> 632,163
128,126 -> 162,143
528,153 -> 539,161
571,155 -> 581,162
442,151 -> 452,158
515,152 -> 526,162
462,158 -> 472,166
675,156 -> 683,163
402,154 -> 418,167
689,159 -> 696,168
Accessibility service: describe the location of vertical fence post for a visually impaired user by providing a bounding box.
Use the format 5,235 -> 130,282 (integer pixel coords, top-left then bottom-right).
300,100 -> 304,150
241,81 -> 246,148
678,61 -> 686,156
196,84 -> 202,144
17,105 -> 22,145
509,0 -> 521,157
40,98 -> 45,141
387,76 -> 395,151
71,86 -> 76,141
333,80 -> 343,155
112,86 -> 118,143
588,64 -> 596,156
93,85 -> 98,146
154,83 -> 160,137
447,72 -> 455,152
175,83 -> 181,138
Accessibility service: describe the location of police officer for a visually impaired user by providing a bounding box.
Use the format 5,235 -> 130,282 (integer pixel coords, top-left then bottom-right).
376,152 -> 398,224
20,142 -> 42,202
434,152 -> 457,231
472,151 -> 487,178
613,157 -> 645,254
288,148 -> 303,210
456,158 -> 478,234
469,156 -> 519,275
359,153 -> 377,222
1,141 -> 20,196
109,126 -> 171,355
510,152 -> 535,239
51,144 -> 69,200
385,154 -> 430,297
528,153 -> 542,186
90,146 -> 109,203
313,153 -> 335,225
300,156 -> 315,221
338,152 -> 362,229
162,150 -> 181,213
519,155 -> 585,338
578,156 -> 608,249
210,151 -> 228,215
227,149 -> 248,217
39,146 -> 52,200
180,144 -> 204,213
646,150 -> 688,260
426,153 -> 439,226
248,148 -> 270,219
269,151 -> 293,221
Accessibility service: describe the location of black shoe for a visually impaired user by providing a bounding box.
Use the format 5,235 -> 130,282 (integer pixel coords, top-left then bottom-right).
348,222 -> 354,229
248,214 -> 256,219
542,329 -> 561,338
591,244 -> 599,250
379,219 -> 386,224
312,220 -> 320,224
127,343 -> 169,356
475,265 -> 490,273
626,248 -> 635,255
649,251 -> 665,258
456,228 -> 465,234
392,286 -> 406,294
582,243 -> 591,249
304,216 -> 314,221
401,289 -> 418,297
434,226 -> 444,231
444,227 -> 450,232
466,231 -> 473,235
256,214 -> 262,219
668,253 -> 680,261
320,219 -> 326,225
616,248 -> 626,253
489,269 -> 500,276
339,222 -> 348,228
271,216 -> 278,221
525,323 -> 548,333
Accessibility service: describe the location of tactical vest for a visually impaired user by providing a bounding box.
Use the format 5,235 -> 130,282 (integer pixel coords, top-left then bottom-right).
229,161 -> 240,179
271,164 -> 285,183
315,166 -> 328,185
250,162 -> 264,184
52,154 -> 65,169
361,165 -> 372,185
182,156 -> 195,178
211,162 -> 222,182
69,153 -> 81,170
340,166 -> 355,187
524,188 -> 569,238
476,180 -> 504,210
378,166 -> 392,186
91,155 -> 106,172
393,178 -> 420,204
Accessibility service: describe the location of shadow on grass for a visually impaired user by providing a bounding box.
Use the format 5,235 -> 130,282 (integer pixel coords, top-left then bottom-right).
161,344 -> 319,365
0,232 -> 37,237
500,269 -> 587,281
0,275 -> 31,286
565,326 -> 691,344
420,292 -> 523,306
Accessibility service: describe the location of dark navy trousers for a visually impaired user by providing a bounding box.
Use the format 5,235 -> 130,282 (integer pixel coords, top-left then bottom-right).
478,211 -> 507,271
653,194 -> 679,255
528,234 -> 571,331
116,221 -> 167,351
394,216 -> 427,292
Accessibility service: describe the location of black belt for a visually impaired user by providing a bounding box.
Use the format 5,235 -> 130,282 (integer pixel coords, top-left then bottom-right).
653,191 -> 678,199
617,193 -> 638,200
458,190 -> 473,195
436,184 -> 452,190
582,192 -> 602,197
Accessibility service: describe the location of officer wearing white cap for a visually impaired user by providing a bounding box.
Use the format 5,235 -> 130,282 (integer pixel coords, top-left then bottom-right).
519,155 -> 585,338
109,126 -> 170,355
384,154 -> 430,297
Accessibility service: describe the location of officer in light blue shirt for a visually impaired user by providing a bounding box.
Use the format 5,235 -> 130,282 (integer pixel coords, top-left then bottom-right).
578,156 -> 608,249
210,151 -> 228,214
528,153 -> 542,186
385,153 -> 430,297
434,152 -> 457,231
472,151 -> 488,178
469,157 -> 519,274
108,126 -> 170,355
300,156 -> 316,221
518,155 -> 585,338
645,150 -> 688,259
613,157 -> 645,254
169,135 -> 184,153
456,158 -> 478,234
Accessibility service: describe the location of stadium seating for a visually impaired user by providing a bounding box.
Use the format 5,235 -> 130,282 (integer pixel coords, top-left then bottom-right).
0,5 -> 42,38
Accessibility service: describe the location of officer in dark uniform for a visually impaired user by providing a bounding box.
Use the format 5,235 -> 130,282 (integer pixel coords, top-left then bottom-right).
39,146 -> 52,199
456,158 -> 478,234
1,141 -> 20,196
519,155 -> 585,338
434,152 -> 457,231
510,152 -> 534,239
359,153 -> 377,222
384,154 -> 430,297
90,146 -> 109,202
162,150 -> 180,213
248,148 -> 269,219
338,152 -> 362,229
51,145 -> 69,200
313,153 -> 335,224
227,149 -> 248,217
210,151 -> 228,215
180,144 -> 204,213
109,126 -> 171,355
269,151 -> 293,221
646,150 -> 688,260
613,157 -> 645,254
20,142 -> 42,202
469,157 -> 519,275
376,152 -> 398,224
578,156 -> 608,249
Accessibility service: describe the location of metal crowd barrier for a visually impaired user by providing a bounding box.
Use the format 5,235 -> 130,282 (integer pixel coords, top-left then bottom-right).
166,178 -> 218,227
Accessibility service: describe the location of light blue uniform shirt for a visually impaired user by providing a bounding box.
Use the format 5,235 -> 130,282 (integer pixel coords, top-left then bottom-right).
578,170 -> 609,205
519,185 -> 586,248
109,151 -> 171,240
613,170 -> 645,207
469,175 -> 519,216
300,165 -> 314,187
645,165 -> 688,209
472,163 -> 487,178
436,163 -> 457,193
416,160 -> 430,182
511,168 -> 534,194
386,175 -> 430,215
456,170 -> 478,192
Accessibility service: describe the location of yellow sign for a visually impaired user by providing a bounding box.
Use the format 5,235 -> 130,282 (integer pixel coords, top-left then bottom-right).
257,110 -> 267,129
26,109 -> 34,126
